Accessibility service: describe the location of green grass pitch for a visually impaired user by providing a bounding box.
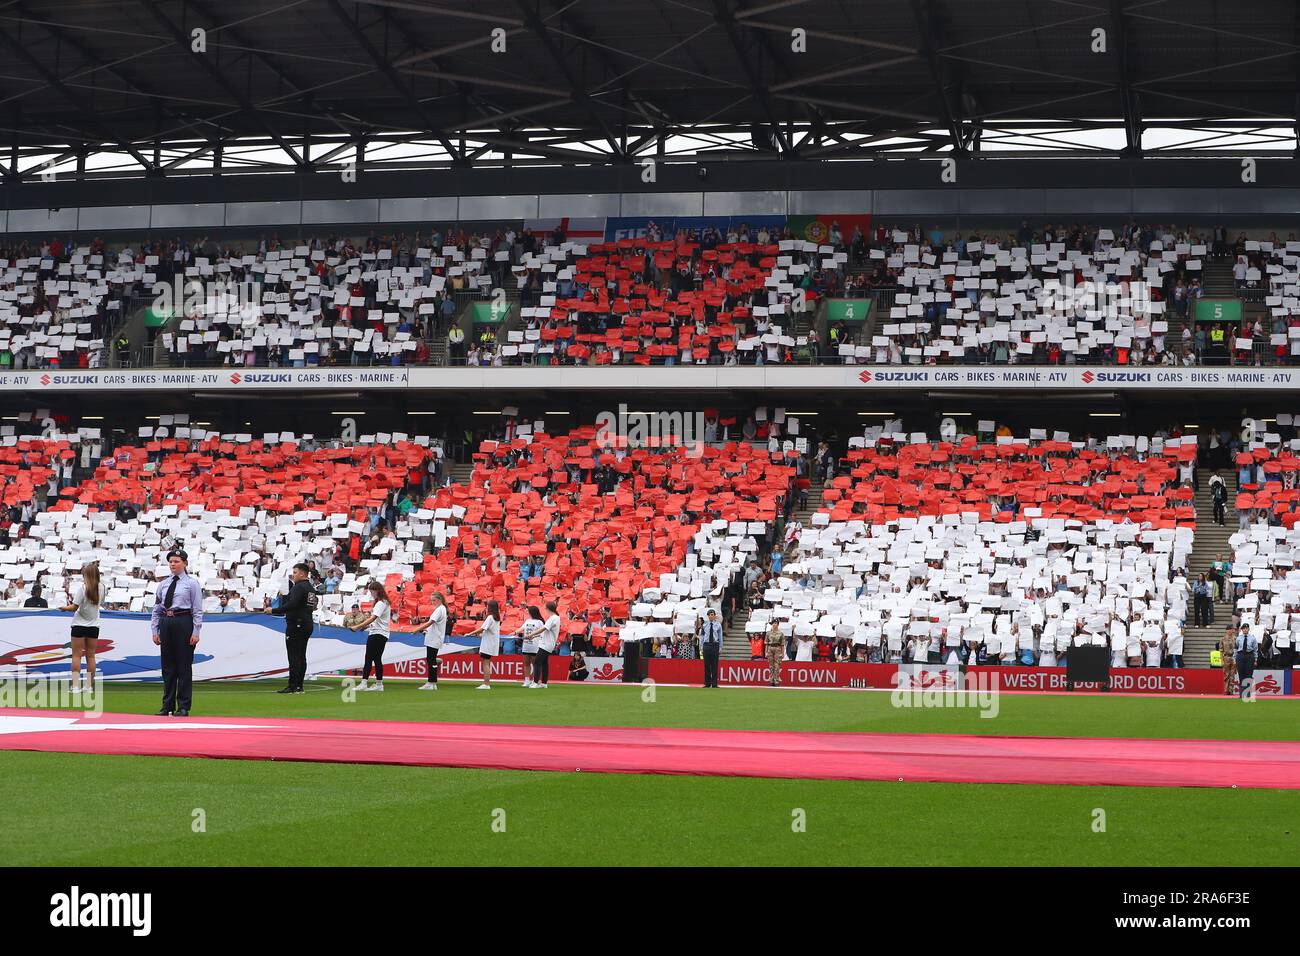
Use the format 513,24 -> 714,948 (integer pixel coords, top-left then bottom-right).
1,680 -> 1296,866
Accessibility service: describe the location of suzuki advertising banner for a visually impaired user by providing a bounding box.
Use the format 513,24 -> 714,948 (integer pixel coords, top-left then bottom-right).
10,365 -> 1300,394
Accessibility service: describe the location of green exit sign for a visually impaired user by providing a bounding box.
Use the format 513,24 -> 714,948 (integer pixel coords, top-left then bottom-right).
827,298 -> 871,324
1194,299 -> 1242,323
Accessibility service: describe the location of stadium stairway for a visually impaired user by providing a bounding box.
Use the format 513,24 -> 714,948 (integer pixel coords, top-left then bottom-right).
497,293 -> 524,348
1202,258 -> 1235,298
721,477 -> 826,660
790,303 -> 812,341
856,289 -> 888,351
1163,297 -> 1189,360
790,476 -> 826,528
1198,256 -> 1274,362
448,461 -> 476,485
111,300 -> 153,367
723,607 -> 751,660
1184,479 -> 1235,666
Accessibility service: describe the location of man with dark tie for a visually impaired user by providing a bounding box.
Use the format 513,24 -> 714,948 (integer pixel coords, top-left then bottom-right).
270,562 -> 314,694
1235,624 -> 1259,701
701,609 -> 723,688
151,549 -> 203,716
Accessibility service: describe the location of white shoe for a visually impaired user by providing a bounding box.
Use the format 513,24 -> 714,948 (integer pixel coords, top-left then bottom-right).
418,682 -> 438,691
522,680 -> 533,688
537,683 -> 548,689
475,683 -> 491,690
372,682 -> 384,692
357,681 -> 374,691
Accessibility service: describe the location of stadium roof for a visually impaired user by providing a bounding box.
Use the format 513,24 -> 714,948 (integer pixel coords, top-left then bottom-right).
3,0 -> 1300,182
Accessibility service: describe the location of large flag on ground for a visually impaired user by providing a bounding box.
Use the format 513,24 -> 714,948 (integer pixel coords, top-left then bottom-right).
0,611 -> 480,682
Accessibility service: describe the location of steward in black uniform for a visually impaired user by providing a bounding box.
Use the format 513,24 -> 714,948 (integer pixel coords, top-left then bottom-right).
270,562 -> 316,693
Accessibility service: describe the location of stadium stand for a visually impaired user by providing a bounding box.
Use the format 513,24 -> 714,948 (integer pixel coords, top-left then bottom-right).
0,419 -> 797,658
156,235 -> 486,369
22,219 -> 1300,372
140,223 -> 838,370
712,430 -> 1198,669
12,411 -> 1296,671
0,241 -> 134,370
858,227 -> 1191,367
498,232 -> 829,367
1211,422 -> 1300,670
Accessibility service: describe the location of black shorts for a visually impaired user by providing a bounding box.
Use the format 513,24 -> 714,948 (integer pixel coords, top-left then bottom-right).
70,626 -> 100,640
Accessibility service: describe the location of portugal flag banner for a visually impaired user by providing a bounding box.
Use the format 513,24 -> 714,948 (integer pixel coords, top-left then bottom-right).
788,214 -> 873,246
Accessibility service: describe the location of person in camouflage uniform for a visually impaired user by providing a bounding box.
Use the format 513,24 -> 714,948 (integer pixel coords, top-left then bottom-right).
765,620 -> 785,686
1219,625 -> 1238,697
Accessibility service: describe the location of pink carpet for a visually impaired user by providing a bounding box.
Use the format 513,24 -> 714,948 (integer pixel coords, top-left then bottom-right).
1,709 -> 1296,788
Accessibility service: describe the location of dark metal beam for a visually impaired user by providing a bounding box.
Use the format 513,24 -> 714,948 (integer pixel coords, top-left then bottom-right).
711,0 -> 793,155
352,0 -> 525,28
0,27 -> 154,176
185,0 -> 357,140
769,56 -> 920,94
741,20 -> 918,56
542,0 -> 677,144
8,1 -> 213,152
1111,0 -> 1140,154
910,0 -> 963,151
324,0 -> 461,160
134,0 -> 305,167
771,93 -> 934,125
514,0 -> 623,157
735,0 -> 812,18
1295,2 -> 1300,155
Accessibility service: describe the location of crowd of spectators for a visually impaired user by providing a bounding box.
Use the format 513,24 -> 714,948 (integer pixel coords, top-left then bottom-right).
16,219 -> 1300,373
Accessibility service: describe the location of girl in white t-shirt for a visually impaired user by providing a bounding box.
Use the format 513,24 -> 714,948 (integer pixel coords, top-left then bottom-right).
413,591 -> 448,691
349,582 -> 392,691
61,562 -> 101,693
519,606 -> 543,689
464,599 -> 502,690
534,602 -> 561,688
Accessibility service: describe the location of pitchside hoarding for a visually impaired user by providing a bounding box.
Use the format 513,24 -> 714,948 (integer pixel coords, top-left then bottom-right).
0,614 -> 1281,696
385,655 -> 1257,695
